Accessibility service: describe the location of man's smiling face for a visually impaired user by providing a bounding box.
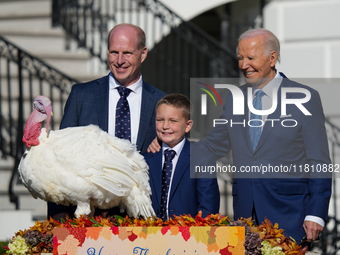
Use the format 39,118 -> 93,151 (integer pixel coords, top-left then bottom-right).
237,35 -> 277,89
107,25 -> 147,87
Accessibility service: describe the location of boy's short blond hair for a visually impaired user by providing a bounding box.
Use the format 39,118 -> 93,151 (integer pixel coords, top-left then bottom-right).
156,93 -> 193,121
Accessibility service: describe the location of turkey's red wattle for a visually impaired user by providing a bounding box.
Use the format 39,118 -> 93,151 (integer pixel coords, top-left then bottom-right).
23,109 -> 46,148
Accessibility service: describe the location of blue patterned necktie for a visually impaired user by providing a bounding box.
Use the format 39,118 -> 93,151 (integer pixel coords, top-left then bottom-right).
115,86 -> 132,141
160,149 -> 176,221
249,90 -> 265,151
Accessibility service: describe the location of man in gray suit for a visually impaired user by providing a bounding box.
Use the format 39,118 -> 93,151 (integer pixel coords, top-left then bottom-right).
48,23 -> 166,220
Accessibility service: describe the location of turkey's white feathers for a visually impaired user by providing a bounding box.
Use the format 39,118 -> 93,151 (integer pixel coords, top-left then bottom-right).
18,124 -> 155,218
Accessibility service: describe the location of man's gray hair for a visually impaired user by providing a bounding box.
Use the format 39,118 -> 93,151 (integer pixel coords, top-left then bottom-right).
238,28 -> 281,63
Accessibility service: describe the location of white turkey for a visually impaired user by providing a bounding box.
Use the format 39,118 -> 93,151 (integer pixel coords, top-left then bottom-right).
18,95 -> 155,218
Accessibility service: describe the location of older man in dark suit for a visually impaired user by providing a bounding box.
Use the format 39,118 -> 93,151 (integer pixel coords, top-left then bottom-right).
202,28 -> 332,244
48,23 -> 166,220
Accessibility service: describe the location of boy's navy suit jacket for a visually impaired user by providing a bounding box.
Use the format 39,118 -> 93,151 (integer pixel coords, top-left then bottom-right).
143,139 -> 220,219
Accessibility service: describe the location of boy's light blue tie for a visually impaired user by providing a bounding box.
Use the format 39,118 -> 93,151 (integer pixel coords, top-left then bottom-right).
160,149 -> 176,221
250,90 -> 265,151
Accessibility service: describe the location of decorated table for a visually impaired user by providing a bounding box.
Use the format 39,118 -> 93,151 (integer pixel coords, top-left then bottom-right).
3,212 -> 307,255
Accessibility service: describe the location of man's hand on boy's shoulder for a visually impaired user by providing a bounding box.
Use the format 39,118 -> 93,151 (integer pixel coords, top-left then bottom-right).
147,137 -> 162,153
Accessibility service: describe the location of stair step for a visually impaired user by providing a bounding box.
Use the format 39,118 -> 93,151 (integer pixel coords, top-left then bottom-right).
43,56 -> 95,76
0,0 -> 50,19
1,31 -> 85,54
0,58 -> 107,84
2,34 -> 76,54
0,19 -> 64,36
0,170 -> 12,186
0,157 -> 14,170
0,211 -> 37,240
1,36 -> 108,80
0,177 -> 47,221
70,73 -> 109,83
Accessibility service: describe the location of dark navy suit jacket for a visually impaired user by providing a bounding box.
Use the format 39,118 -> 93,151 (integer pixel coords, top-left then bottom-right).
143,139 -> 220,219
59,74 -> 166,153
48,74 -> 166,218
197,73 -> 332,241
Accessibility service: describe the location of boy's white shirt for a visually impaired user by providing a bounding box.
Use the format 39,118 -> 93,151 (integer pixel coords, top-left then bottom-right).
161,137 -> 186,220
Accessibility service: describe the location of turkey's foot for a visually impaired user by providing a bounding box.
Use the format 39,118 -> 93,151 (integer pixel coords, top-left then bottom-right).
75,201 -> 94,218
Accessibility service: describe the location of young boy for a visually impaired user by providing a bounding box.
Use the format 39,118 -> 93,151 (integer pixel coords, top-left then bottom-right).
143,93 -> 220,220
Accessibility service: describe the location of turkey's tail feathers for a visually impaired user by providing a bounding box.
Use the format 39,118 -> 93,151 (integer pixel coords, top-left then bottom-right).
91,175 -> 130,196
123,186 -> 155,219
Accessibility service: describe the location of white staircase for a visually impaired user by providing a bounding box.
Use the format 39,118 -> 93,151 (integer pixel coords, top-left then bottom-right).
0,0 -> 108,82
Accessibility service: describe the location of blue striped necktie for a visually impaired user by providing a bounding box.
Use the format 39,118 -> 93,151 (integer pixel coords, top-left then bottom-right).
250,90 -> 265,151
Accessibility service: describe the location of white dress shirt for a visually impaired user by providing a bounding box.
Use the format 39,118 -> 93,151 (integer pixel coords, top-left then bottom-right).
108,73 -> 142,146
161,137 -> 186,220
